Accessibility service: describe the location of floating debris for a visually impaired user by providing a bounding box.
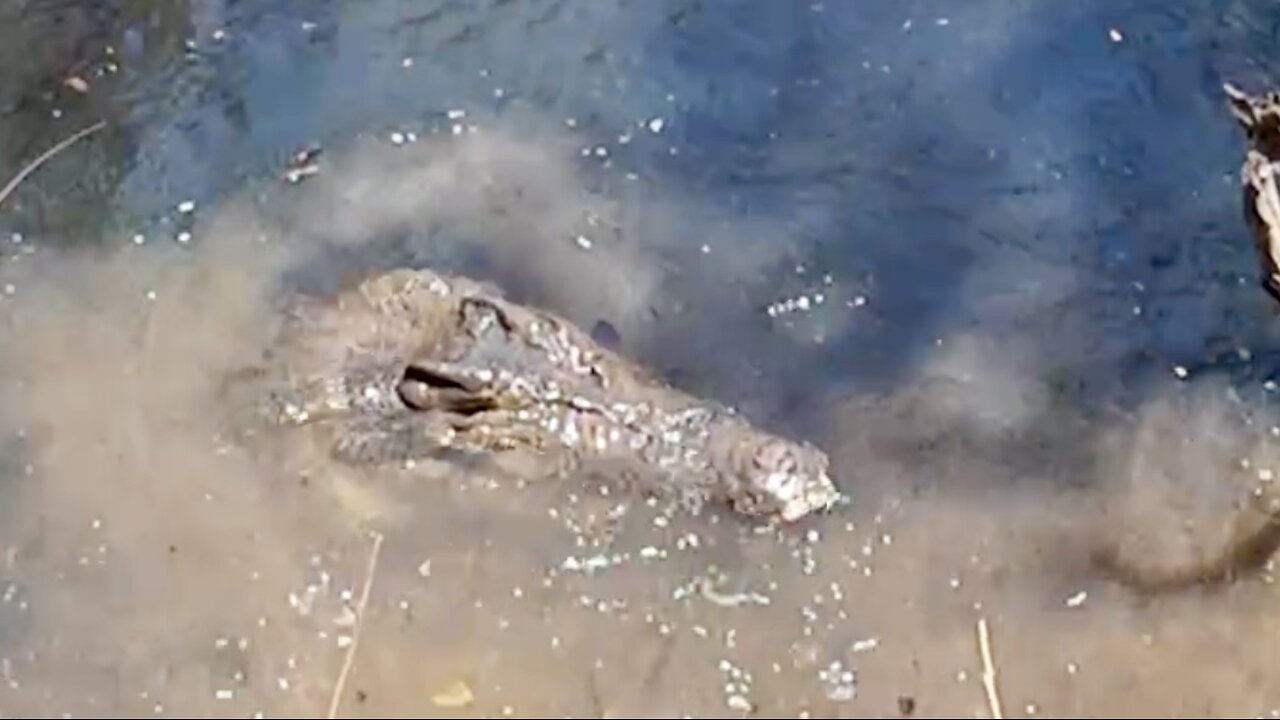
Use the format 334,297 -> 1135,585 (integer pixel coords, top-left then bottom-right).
698,576 -> 771,607
1109,27 -> 1123,42
819,659 -> 857,701
647,117 -> 665,134
177,200 -> 196,214
851,638 -> 878,653
283,146 -> 322,183
432,680 -> 475,708
766,291 -> 826,318
718,659 -> 755,712
63,76 -> 90,94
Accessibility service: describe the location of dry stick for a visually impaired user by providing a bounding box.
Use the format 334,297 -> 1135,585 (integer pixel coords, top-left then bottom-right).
327,531 -> 385,719
976,617 -> 1004,719
0,121 -> 108,208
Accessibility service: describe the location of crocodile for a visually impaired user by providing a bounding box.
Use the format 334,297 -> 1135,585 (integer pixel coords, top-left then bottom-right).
236,266 -> 842,523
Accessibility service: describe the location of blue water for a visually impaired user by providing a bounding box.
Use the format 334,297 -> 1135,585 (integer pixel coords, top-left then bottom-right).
6,0 -> 1280,413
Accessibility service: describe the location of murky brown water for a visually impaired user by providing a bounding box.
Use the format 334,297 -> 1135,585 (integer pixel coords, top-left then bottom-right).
4,125 -> 1280,719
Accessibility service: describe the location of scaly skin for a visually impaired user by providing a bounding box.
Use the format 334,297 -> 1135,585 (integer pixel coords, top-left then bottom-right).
242,266 -> 842,523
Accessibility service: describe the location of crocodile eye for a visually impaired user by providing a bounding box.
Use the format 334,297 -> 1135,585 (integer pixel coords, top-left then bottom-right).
753,441 -> 796,473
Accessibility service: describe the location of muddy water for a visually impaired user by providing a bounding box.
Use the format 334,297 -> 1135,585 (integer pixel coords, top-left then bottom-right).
7,1 -> 1280,718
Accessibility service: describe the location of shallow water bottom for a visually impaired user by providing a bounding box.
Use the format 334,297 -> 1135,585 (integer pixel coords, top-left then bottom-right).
3,137 -> 1280,720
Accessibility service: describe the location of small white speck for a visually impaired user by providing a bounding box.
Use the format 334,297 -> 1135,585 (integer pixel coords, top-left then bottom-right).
145,290 -> 157,301
278,676 -> 289,691
418,559 -> 432,577
647,117 -> 665,133
1065,590 -> 1088,608
701,243 -> 711,254
936,17 -> 950,25
4,284 -> 16,296
390,132 -> 406,145
1261,468 -> 1275,482
51,108 -> 62,119
132,233 -> 145,245
1109,28 -> 1123,42
1173,365 -> 1188,379
336,635 -> 352,649
851,637 -> 878,652
594,146 -> 609,158
402,57 -> 413,68
575,235 -> 593,250
177,200 -> 195,214
10,232 -> 21,244
215,689 -> 234,700
177,231 -> 192,244
447,109 -> 467,120
212,29 -> 226,41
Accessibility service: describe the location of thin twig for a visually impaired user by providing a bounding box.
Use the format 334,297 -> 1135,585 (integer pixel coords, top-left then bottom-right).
976,617 -> 1004,719
327,530 -> 385,719
0,120 -> 108,208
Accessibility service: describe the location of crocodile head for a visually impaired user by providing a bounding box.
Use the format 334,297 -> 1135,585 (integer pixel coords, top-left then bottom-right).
714,428 -> 842,523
